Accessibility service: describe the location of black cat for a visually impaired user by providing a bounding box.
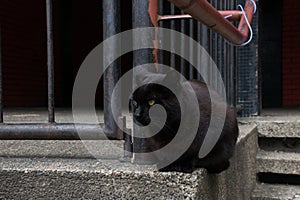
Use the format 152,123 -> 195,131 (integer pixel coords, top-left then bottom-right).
130,70 -> 239,174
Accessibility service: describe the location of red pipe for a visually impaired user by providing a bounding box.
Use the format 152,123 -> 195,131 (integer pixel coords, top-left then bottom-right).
167,0 -> 256,45
158,10 -> 243,22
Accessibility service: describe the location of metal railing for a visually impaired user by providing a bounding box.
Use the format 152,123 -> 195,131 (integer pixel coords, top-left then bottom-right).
157,0 -> 238,106
0,25 -> 3,123
0,0 -> 124,141
0,0 -> 257,141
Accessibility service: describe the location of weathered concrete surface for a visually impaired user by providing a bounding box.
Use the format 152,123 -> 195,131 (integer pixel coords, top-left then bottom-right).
252,183 -> 300,200
257,150 -> 300,175
210,124 -> 258,200
0,124 -> 257,199
245,109 -> 300,200
0,158 -> 205,199
239,109 -> 300,138
0,140 -> 123,159
256,121 -> 300,138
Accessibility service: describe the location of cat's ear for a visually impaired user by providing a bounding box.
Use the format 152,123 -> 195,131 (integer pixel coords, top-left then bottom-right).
163,70 -> 182,89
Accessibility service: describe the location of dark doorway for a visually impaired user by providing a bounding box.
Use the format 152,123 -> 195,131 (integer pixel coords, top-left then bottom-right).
259,1 -> 282,108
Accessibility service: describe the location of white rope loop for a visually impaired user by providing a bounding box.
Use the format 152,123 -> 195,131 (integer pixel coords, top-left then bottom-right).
226,0 -> 256,46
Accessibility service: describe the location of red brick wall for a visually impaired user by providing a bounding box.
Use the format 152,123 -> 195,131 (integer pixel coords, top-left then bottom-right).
0,0 -> 48,107
282,0 -> 300,106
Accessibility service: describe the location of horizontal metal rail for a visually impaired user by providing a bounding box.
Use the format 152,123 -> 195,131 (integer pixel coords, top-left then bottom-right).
167,0 -> 256,45
158,10 -> 242,22
0,123 -> 121,140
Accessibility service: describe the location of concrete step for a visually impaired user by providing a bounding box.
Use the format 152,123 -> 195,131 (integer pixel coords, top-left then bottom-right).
251,183 -> 300,200
239,112 -> 300,138
255,121 -> 300,138
0,124 -> 258,200
257,120 -> 300,138
0,157 -> 207,199
0,140 -> 124,159
257,150 -> 300,175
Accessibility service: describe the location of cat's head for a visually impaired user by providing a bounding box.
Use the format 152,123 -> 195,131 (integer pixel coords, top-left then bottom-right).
130,70 -> 181,126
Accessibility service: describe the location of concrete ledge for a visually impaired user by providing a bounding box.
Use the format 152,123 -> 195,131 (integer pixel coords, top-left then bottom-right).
214,124 -> 257,200
257,150 -> 300,175
0,158 -> 207,199
252,183 -> 300,200
0,140 -> 123,159
0,124 -> 257,199
240,117 -> 300,138
257,121 -> 300,138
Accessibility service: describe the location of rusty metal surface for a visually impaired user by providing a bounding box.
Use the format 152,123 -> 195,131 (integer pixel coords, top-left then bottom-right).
238,0 -> 255,43
167,0 -> 255,45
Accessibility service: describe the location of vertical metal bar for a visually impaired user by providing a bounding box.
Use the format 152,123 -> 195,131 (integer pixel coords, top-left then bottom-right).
217,0 -> 223,97
233,0 -> 237,106
158,0 -> 164,68
189,19 -> 194,80
212,0 -> 217,91
201,24 -> 209,83
228,1 -> 232,104
212,0 -> 216,91
132,0 -> 156,163
46,0 -> 55,123
132,0 -> 155,67
170,3 -> 176,68
233,43 -> 237,106
0,26 -> 3,123
233,0 -> 238,107
196,22 -> 202,81
208,18 -> 213,87
227,0 -> 231,104
103,0 -> 121,138
180,10 -> 186,78
224,0 -> 229,103
208,3 -> 214,89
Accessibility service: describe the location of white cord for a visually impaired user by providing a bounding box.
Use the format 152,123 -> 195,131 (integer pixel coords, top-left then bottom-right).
226,0 -> 256,46
251,0 -> 257,14
236,4 -> 253,46
224,14 -> 233,19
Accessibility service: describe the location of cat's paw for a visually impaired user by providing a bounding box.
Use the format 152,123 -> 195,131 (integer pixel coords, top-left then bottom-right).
159,164 -> 195,173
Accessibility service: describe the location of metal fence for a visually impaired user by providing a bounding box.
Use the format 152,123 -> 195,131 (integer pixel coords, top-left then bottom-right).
155,0 -> 259,116
0,0 -> 124,141
237,0 -> 259,117
156,0 -> 238,105
0,0 -> 258,142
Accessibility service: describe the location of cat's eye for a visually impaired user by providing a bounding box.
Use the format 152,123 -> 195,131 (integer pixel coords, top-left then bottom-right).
132,100 -> 138,107
148,100 -> 155,106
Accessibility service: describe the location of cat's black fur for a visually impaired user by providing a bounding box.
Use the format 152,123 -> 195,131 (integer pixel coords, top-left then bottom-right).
130,71 -> 239,174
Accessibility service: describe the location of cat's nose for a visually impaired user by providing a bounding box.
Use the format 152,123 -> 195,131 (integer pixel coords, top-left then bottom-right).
135,112 -> 141,117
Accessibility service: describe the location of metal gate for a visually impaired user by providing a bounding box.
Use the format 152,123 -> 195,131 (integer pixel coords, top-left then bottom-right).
0,0 -> 124,141
0,0 -> 258,144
